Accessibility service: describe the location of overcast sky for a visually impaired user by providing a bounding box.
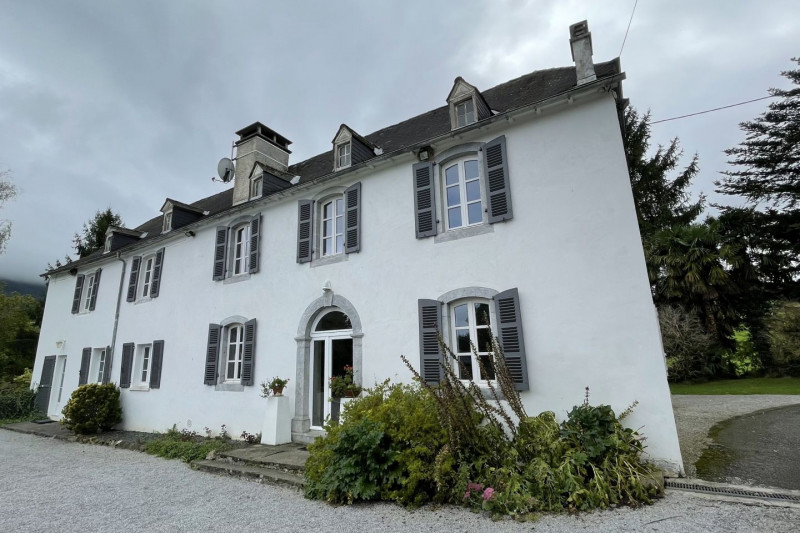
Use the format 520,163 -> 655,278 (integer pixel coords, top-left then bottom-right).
1,0 -> 798,284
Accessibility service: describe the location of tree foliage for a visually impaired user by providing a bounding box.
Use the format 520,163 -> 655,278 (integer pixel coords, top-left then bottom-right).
0,285 -> 43,381
72,208 -> 123,258
0,170 -> 18,254
624,108 -> 704,239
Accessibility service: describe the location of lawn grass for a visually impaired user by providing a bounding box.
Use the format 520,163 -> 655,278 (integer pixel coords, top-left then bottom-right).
670,377 -> 800,395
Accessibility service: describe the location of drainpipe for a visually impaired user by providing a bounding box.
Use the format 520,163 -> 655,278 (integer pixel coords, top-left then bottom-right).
110,253 -> 127,377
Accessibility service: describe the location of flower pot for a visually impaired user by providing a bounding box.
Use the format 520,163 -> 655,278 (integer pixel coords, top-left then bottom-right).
272,386 -> 284,396
344,390 -> 356,398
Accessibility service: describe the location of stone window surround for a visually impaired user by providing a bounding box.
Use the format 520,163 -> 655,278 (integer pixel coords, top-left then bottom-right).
214,315 -> 250,392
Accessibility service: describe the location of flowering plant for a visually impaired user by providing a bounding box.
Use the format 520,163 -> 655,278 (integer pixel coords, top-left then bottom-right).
463,482 -> 496,511
329,365 -> 362,398
261,376 -> 290,397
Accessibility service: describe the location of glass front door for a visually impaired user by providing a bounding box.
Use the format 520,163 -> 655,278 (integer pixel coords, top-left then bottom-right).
310,336 -> 353,427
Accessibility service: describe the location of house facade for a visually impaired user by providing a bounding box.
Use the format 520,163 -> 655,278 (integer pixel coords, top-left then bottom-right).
31,22 -> 684,474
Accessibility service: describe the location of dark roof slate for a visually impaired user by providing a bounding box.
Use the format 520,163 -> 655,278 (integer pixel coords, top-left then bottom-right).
46,60 -> 620,275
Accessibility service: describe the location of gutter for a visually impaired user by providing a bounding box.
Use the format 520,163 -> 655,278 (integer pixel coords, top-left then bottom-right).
109,252 -> 127,374
44,71 -> 626,273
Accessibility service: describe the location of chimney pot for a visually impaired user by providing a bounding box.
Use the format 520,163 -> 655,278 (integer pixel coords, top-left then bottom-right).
569,20 -> 597,86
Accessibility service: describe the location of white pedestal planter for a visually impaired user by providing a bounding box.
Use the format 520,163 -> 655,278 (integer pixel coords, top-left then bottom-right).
260,395 -> 292,445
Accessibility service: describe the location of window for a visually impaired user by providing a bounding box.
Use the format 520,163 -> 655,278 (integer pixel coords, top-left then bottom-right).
321,198 -> 345,256
451,300 -> 495,380
163,211 -> 172,232
80,346 -> 110,385
251,175 -> 263,199
455,99 -> 476,128
337,142 -> 351,169
225,324 -> 244,382
204,319 -> 257,388
140,256 -> 154,298
212,215 -> 261,281
296,183 -> 361,263
413,136 -> 512,239
83,273 -> 95,312
443,158 -> 483,229
120,341 -> 164,390
417,288 -> 529,390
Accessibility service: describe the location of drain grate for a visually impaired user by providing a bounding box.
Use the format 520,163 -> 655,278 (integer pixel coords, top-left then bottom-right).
666,480 -> 800,503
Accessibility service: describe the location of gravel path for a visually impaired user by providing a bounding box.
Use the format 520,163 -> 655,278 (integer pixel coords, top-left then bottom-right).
671,395 -> 800,477
2,429 -> 799,533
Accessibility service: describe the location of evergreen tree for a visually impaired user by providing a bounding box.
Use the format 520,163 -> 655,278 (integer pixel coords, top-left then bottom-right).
72,208 -> 123,258
715,58 -> 800,296
624,108 -> 704,240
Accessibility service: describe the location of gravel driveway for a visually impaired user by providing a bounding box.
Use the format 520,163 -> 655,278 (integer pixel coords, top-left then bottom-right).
671,395 -> 800,477
2,429 -> 799,533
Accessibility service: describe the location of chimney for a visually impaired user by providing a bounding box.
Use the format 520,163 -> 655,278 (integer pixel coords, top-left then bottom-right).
232,122 -> 292,206
569,20 -> 596,86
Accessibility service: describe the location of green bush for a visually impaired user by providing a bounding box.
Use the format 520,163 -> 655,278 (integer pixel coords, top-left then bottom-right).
145,426 -> 234,463
0,386 -> 38,420
765,301 -> 800,376
305,380 -> 447,506
61,383 -> 122,434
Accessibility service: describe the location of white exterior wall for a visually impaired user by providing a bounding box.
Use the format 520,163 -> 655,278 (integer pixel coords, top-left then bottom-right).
32,92 -> 683,473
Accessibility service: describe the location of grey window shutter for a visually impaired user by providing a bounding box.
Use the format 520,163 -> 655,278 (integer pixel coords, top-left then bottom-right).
120,343 -> 134,388
297,200 -> 314,263
150,248 -> 165,298
413,162 -> 437,238
249,215 -> 261,274
127,257 -> 141,302
102,345 -> 112,384
483,135 -> 513,223
205,324 -> 221,385
213,226 -> 228,280
150,340 -> 164,389
89,268 -> 101,311
418,299 -> 444,384
71,275 -> 85,314
79,347 -> 91,385
241,319 -> 256,386
494,288 -> 528,391
344,182 -> 361,253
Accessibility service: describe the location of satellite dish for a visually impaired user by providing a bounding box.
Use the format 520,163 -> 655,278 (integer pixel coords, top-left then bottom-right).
217,158 -> 235,183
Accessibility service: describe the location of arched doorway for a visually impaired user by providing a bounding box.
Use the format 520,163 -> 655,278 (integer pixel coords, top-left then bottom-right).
309,309 -> 352,427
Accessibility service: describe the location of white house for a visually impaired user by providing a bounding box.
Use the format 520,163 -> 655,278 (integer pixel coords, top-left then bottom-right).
31,21 -> 684,474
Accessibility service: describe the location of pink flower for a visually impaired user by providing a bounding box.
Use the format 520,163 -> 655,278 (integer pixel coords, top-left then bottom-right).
482,487 -> 495,501
467,482 -> 483,491
463,491 -> 471,501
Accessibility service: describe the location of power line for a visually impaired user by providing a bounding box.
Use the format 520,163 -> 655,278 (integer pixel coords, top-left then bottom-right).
649,95 -> 778,125
619,0 -> 638,57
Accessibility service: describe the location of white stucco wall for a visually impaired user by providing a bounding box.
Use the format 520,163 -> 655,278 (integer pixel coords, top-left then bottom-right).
32,92 -> 683,473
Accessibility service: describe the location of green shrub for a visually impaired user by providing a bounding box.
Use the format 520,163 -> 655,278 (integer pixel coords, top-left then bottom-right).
61,383 -> 122,434
765,301 -> 800,376
305,380 -> 447,506
0,386 -> 38,420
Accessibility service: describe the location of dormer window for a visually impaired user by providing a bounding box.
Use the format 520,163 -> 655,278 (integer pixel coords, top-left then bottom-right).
455,100 -> 476,128
337,142 -> 351,169
447,77 -> 491,131
251,175 -> 263,199
162,211 -> 172,233
104,234 -> 113,253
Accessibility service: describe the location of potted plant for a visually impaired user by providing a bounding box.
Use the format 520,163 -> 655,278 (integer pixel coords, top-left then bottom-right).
261,376 -> 290,397
329,365 -> 361,398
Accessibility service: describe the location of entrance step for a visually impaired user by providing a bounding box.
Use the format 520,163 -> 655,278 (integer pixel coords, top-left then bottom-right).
192,459 -> 305,489
190,442 -> 308,489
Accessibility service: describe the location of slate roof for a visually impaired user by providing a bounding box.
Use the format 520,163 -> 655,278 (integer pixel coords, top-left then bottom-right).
47,60 -> 621,275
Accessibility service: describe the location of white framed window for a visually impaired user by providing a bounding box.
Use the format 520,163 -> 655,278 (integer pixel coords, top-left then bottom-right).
87,348 -> 107,384
163,211 -> 172,232
225,324 -> 244,382
455,99 -> 476,128
231,224 -> 250,275
321,197 -> 345,256
450,299 -> 495,381
337,142 -> 351,169
133,344 -> 152,389
83,273 -> 96,312
251,175 -> 263,199
443,158 -> 483,230
140,255 -> 155,299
